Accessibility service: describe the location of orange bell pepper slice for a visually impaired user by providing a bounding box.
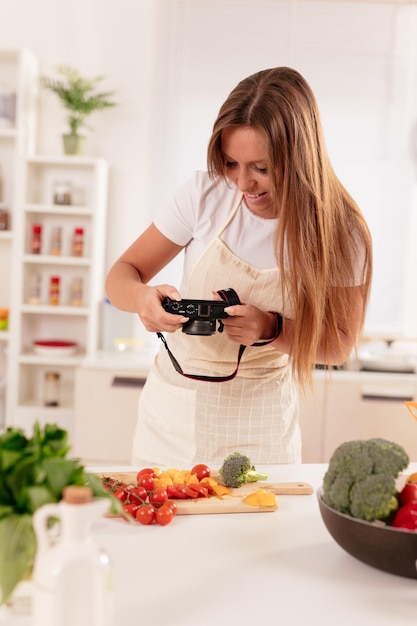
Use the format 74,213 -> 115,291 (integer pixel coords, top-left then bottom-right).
405,401 -> 417,421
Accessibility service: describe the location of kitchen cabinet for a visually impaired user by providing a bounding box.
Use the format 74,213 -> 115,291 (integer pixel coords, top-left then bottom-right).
321,371 -> 417,461
73,357 -> 152,464
298,370 -> 417,463
0,48 -> 38,428
298,376 -> 327,463
5,155 -> 108,439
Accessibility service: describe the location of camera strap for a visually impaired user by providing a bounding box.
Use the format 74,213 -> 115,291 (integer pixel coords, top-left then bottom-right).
157,289 -> 282,383
157,287 -> 246,382
156,332 -> 247,382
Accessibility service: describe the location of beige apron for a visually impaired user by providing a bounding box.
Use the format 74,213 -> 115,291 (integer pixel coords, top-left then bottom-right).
132,194 -> 301,467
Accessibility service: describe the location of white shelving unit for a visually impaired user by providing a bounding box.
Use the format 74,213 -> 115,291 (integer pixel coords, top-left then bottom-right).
0,48 -> 38,428
6,155 -> 108,440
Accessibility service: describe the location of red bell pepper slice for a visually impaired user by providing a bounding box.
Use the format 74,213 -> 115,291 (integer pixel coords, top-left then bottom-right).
186,483 -> 209,498
166,485 -> 187,499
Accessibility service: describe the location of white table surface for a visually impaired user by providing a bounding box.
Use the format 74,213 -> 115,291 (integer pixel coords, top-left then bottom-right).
95,462 -> 417,626
2,462 -> 417,625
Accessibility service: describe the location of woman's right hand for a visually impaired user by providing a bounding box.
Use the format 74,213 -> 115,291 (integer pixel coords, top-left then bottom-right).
136,284 -> 187,333
105,223 -> 187,332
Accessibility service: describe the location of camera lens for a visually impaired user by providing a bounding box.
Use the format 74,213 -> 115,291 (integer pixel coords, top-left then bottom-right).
182,320 -> 216,335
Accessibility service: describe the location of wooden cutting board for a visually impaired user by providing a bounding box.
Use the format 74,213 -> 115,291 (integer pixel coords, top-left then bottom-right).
99,472 -> 313,515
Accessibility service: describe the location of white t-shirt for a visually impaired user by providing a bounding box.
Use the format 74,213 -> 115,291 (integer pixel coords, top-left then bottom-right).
154,170 -> 366,292
154,171 -> 278,293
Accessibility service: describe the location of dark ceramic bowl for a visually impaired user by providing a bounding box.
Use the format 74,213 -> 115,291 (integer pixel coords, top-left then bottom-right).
317,489 -> 417,578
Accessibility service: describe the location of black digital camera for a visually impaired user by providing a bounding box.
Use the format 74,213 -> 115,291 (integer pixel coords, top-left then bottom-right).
162,288 -> 240,336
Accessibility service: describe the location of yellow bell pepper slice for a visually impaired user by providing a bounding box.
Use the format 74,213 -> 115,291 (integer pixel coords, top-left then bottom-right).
185,473 -> 199,485
200,477 -> 218,488
243,489 -> 278,507
212,484 -> 232,498
153,476 -> 173,489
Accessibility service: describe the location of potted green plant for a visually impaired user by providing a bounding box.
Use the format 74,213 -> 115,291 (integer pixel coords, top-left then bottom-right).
40,65 -> 117,155
0,422 -> 121,610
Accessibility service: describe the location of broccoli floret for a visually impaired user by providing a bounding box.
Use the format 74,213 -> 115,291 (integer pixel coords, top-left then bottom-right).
219,452 -> 268,488
322,438 -> 409,522
365,437 -> 409,477
325,440 -> 373,480
321,473 -> 355,514
350,474 -> 398,521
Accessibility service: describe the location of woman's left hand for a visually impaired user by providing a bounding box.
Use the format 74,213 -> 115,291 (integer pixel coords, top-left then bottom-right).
223,304 -> 276,346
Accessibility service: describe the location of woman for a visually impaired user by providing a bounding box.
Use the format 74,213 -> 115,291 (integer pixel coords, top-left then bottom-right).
105,67 -> 372,467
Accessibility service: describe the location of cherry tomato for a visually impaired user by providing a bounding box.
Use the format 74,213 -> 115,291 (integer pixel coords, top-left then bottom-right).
113,488 -> 129,503
137,473 -> 155,493
149,487 -> 168,506
399,482 -> 417,506
102,477 -> 118,491
136,504 -> 156,525
163,500 -> 178,517
191,464 -> 211,481
136,468 -> 157,481
123,502 -> 140,518
128,486 -> 148,505
155,505 -> 174,526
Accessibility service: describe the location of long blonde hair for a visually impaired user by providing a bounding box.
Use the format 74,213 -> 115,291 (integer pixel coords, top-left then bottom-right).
207,67 -> 372,386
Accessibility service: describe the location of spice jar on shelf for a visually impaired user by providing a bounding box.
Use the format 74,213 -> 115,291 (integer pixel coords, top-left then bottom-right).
28,274 -> 42,305
72,227 -> 84,256
43,371 -> 60,407
70,277 -> 83,306
53,181 -> 72,205
49,276 -> 60,306
49,226 -> 62,256
31,224 -> 42,254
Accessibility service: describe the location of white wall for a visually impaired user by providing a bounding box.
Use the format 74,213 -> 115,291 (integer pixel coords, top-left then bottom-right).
1,0 -> 157,265
151,0 -> 417,337
2,0 -> 417,339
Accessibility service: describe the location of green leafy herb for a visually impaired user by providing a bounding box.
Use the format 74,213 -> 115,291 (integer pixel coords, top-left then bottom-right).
0,422 -> 121,604
40,65 -> 116,136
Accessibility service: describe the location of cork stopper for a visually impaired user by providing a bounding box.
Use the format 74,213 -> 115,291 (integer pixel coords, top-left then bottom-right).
62,485 -> 93,504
